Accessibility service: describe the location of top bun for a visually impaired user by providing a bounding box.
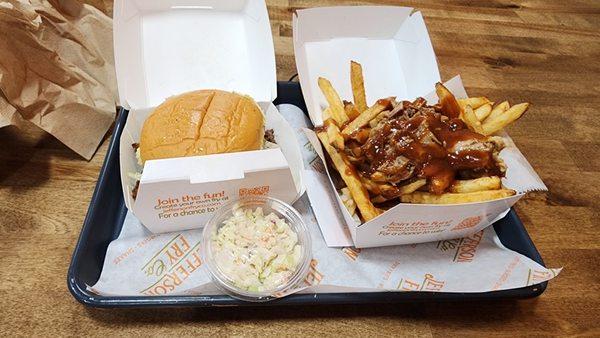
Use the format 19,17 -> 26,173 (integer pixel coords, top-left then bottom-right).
139,90 -> 265,162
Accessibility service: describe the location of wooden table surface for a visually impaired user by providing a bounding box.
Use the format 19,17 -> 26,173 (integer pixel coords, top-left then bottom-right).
1,0 -> 599,336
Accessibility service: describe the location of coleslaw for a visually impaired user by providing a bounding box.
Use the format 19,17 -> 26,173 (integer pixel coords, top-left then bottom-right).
211,207 -> 303,292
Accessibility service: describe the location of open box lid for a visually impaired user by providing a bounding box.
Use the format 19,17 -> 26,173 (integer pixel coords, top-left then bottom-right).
113,0 -> 277,110
293,6 -> 441,126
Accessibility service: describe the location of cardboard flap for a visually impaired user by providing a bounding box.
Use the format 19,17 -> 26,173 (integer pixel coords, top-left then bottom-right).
141,149 -> 288,184
303,129 -> 356,247
293,6 -> 413,42
293,6 -> 440,126
113,0 -> 277,109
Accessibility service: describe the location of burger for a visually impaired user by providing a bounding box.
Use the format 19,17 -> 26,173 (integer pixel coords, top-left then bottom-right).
130,89 -> 268,198
138,89 -> 265,162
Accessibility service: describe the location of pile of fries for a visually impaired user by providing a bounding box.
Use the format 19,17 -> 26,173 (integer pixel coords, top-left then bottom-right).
316,61 -> 530,222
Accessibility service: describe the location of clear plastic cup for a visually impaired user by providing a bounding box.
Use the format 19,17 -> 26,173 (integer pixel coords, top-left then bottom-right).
202,196 -> 312,302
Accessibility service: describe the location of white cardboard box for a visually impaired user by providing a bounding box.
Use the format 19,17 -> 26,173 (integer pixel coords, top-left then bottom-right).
294,6 -> 547,248
114,0 -> 304,233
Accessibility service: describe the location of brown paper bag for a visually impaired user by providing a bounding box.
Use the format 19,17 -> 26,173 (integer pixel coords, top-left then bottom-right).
0,95 -> 19,128
0,0 -> 117,160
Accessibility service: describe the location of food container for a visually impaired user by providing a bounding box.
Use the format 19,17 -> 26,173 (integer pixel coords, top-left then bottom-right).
293,6 -> 547,248
202,196 -> 312,302
113,0 -> 305,233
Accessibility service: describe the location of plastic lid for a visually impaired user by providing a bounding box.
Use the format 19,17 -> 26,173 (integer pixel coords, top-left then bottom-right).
113,0 -> 277,109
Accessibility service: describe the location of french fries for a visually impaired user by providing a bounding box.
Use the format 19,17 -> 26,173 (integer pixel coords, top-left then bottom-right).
315,61 -> 529,221
318,77 -> 348,125
350,61 -> 368,113
316,131 -> 381,221
398,179 -> 427,195
322,107 -> 345,150
369,111 -> 389,128
459,98 -> 528,136
339,187 -> 357,217
341,99 -> 390,136
326,123 -> 345,150
361,177 -> 427,205
458,97 -> 492,110
486,101 -> 510,121
436,82 -> 462,118
474,103 -> 493,121
344,101 -> 361,121
401,189 -> 516,204
481,103 -> 529,135
462,105 -> 485,134
449,176 -> 501,193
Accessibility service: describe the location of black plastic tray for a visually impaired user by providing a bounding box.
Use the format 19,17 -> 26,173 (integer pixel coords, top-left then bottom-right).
68,82 -> 547,308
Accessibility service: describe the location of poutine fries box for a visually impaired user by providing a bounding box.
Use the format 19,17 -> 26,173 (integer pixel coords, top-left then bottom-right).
294,6 -> 546,248
114,0 -> 304,233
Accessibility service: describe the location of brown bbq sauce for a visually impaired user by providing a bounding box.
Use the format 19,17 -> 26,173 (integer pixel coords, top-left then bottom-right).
361,100 -> 501,194
314,125 -> 327,134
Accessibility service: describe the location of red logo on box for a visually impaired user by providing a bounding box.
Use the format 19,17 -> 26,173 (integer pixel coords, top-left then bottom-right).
239,185 -> 270,197
452,216 -> 482,231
